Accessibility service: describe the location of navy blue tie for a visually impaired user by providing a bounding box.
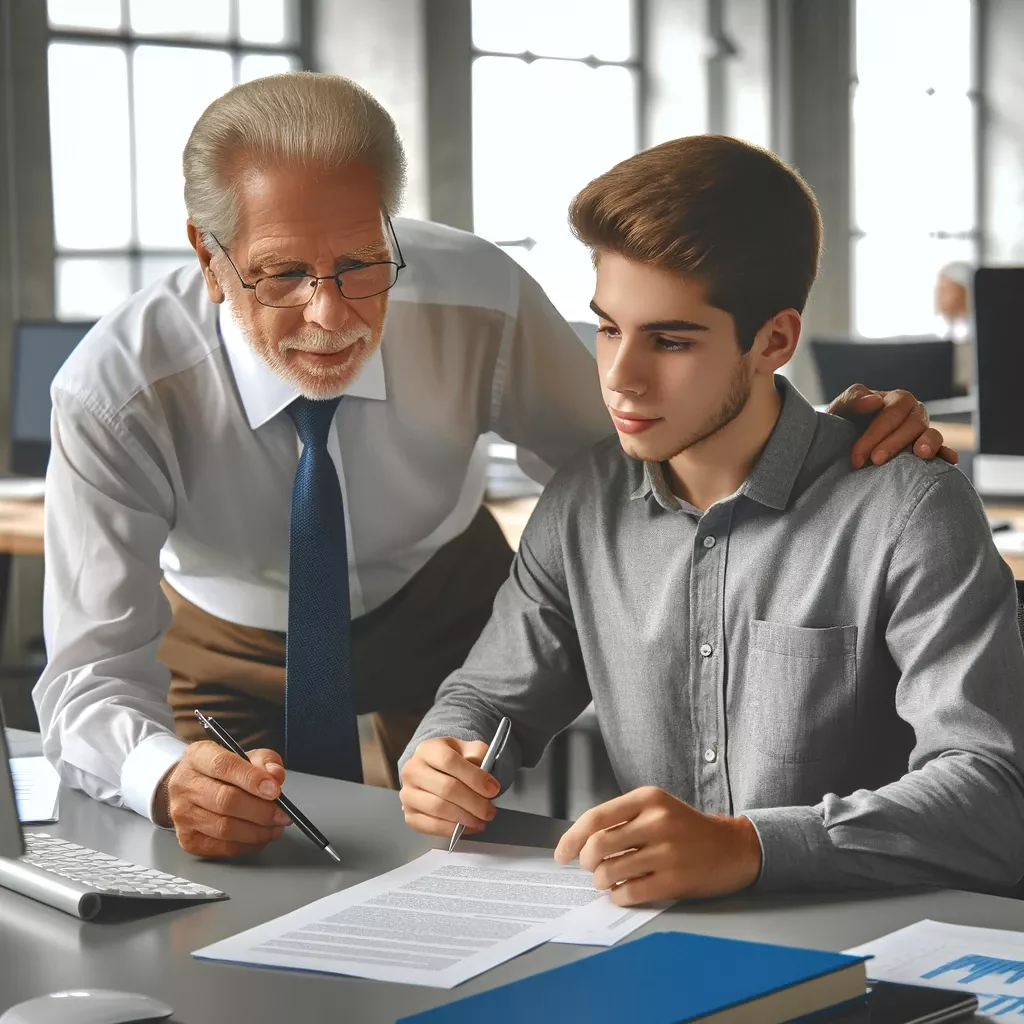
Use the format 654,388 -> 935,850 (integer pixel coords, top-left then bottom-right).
284,395 -> 363,782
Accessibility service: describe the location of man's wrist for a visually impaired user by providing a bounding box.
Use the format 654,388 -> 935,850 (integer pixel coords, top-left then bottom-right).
152,767 -> 174,829
730,814 -> 764,890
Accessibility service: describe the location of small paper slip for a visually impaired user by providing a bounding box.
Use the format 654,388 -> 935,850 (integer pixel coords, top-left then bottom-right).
193,843 -> 650,989
845,919 -> 1024,1021
551,898 -> 670,947
11,756 -> 60,824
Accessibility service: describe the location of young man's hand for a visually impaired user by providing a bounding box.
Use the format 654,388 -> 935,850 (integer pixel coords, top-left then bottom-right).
399,737 -> 500,837
828,384 -> 959,468
554,787 -> 762,905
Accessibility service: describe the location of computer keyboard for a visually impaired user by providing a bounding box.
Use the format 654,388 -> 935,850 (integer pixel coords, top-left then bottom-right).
0,832 -> 227,920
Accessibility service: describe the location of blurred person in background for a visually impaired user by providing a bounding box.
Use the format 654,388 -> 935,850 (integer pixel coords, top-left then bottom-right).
935,260 -> 975,392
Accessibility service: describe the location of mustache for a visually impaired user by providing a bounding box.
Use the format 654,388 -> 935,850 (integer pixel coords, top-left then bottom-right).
277,326 -> 371,354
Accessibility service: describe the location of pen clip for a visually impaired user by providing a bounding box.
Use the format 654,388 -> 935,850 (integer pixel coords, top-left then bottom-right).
495,724 -> 511,761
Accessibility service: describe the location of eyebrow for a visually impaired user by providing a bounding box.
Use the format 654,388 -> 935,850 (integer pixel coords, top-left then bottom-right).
589,300 -> 710,334
250,242 -> 390,272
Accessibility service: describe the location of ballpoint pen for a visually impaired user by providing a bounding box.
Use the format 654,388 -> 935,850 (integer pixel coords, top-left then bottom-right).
194,709 -> 342,864
448,716 -> 512,854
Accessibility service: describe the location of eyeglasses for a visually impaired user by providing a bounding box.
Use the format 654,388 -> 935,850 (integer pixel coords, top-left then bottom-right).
211,217 -> 407,308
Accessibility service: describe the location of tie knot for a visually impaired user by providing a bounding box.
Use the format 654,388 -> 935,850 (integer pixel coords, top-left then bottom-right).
286,395 -> 342,448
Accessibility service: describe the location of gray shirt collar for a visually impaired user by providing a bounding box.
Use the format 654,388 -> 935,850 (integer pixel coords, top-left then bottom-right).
635,376 -> 819,514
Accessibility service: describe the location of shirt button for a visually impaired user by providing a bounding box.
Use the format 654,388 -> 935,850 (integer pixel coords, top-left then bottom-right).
703,536 -> 716,549
704,747 -> 718,763
699,643 -> 713,658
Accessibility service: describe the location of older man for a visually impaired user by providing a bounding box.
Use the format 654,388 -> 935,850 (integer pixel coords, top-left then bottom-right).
36,72 -> 951,860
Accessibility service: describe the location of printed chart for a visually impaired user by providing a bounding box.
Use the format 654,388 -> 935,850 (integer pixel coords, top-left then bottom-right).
846,920 -> 1024,1019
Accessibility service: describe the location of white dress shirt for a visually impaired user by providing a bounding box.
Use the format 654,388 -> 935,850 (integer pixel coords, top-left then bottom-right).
35,217 -> 610,821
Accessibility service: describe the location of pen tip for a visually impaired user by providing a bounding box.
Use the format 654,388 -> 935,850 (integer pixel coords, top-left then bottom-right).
325,845 -> 342,864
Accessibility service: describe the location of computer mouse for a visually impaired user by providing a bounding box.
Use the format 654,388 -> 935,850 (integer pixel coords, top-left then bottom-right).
0,990 -> 173,1024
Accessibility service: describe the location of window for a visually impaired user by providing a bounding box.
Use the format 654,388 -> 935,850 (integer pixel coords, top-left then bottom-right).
46,0 -> 302,320
852,0 -> 977,337
470,0 -> 641,323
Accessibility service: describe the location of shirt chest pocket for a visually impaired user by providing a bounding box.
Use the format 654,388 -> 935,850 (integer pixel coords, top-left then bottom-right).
734,620 -> 858,764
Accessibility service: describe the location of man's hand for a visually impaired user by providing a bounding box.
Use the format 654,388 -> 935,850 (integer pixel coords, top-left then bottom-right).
554,787 -> 762,906
156,741 -> 292,858
828,384 -> 959,469
399,737 -> 500,837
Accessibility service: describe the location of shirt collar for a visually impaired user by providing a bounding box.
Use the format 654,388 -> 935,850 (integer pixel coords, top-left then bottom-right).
634,376 -> 819,514
217,303 -> 388,430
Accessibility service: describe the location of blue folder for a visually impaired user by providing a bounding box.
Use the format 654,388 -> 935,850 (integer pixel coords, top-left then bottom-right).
398,931 -> 868,1024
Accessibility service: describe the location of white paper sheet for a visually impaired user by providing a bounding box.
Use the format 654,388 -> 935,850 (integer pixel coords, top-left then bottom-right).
994,530 -> 1024,556
0,478 -> 45,501
193,844 -> 628,989
845,919 -> 1024,1020
10,757 -> 59,824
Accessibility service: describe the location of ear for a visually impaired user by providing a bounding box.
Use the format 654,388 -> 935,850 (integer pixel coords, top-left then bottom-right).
188,222 -> 225,304
752,309 -> 801,374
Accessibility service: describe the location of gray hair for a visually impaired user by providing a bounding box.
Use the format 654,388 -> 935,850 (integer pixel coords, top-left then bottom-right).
183,72 -> 407,243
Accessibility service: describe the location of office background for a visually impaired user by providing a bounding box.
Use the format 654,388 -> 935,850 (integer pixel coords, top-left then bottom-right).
1,0 -> 1023,811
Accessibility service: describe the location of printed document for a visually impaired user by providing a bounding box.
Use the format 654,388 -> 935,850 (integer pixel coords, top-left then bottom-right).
193,843 -> 665,988
11,757 -> 59,824
846,919 -> 1024,1021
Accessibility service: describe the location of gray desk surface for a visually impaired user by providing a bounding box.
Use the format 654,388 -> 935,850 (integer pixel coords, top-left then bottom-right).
3,738 -> 1024,1023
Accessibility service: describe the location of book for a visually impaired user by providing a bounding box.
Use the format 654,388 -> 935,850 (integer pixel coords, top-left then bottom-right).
398,930 -> 868,1024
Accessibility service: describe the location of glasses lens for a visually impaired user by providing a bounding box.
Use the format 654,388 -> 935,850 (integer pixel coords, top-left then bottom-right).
339,263 -> 399,299
254,275 -> 316,307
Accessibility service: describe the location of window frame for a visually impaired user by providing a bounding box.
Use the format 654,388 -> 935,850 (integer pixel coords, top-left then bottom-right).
47,0 -> 308,309
849,0 -> 982,337
468,0 -> 648,255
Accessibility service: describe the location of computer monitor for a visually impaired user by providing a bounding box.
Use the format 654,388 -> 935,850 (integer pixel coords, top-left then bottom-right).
810,336 -> 955,405
973,267 -> 1024,496
0,725 -> 24,859
10,321 -> 93,477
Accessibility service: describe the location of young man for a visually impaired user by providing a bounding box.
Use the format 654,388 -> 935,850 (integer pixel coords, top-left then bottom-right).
399,135 -> 1024,902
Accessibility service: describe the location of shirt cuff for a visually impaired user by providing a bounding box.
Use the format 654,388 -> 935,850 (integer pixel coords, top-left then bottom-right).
120,732 -> 188,825
742,804 -> 834,891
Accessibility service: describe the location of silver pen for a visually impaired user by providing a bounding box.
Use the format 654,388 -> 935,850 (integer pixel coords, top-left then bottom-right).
448,716 -> 512,853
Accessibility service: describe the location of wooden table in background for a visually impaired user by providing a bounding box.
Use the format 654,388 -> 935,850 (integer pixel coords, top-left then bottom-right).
0,500 -> 44,640
0,500 -> 43,558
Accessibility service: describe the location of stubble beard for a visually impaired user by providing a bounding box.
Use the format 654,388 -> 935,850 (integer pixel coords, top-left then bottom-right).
622,358 -> 754,465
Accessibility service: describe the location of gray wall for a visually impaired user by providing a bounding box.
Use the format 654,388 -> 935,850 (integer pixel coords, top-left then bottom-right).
313,0 -> 431,221
983,0 -> 1024,262
0,1 -> 53,664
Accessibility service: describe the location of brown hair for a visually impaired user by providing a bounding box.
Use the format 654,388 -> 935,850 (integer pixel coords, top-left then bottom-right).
568,135 -> 822,352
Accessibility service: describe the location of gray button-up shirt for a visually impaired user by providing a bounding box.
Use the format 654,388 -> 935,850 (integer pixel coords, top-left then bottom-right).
404,378 -> 1024,893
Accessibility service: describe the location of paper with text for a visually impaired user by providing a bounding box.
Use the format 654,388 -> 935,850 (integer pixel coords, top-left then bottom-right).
11,757 -> 59,824
846,919 -> 1024,1021
193,846 -> 617,989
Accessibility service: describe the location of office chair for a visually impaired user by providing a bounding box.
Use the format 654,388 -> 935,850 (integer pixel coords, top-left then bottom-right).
811,336 -> 955,405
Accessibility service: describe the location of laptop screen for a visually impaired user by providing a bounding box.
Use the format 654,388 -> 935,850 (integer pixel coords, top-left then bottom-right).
10,321 -> 93,476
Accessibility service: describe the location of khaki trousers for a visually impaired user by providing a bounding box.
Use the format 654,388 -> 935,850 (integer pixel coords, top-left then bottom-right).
159,506 -> 513,788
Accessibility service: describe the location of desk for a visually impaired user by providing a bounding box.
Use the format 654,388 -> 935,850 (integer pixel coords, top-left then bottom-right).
0,499 -> 44,558
2,766 -> 1024,1022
